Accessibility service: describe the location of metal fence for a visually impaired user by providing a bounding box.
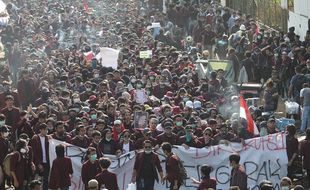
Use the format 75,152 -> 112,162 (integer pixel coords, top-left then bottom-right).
226,0 -> 288,32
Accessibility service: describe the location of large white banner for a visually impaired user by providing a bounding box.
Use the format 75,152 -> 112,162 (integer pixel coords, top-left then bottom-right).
49,133 -> 288,190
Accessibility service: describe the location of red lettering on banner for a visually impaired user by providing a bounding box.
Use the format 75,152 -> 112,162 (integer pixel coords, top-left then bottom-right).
192,134 -> 286,159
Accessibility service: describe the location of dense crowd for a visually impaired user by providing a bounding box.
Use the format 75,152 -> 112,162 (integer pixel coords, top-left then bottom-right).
0,0 -> 310,189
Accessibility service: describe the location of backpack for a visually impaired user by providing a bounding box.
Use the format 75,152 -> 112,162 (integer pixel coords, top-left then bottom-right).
3,152 -> 20,176
172,155 -> 187,182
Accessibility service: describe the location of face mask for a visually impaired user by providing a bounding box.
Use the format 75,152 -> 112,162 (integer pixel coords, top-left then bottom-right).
185,132 -> 192,142
73,98 -> 80,103
90,154 -> 97,161
136,84 -> 142,89
20,148 -> 27,154
131,79 -> 136,83
281,187 -> 289,190
307,65 -> 310,69
3,132 -> 9,138
0,121 -> 5,126
86,88 -> 92,91
145,150 -> 152,154
91,114 -> 97,120
260,127 -> 268,136
176,121 -> 183,127
94,74 -> 99,78
183,97 -> 189,102
106,137 -> 112,141
149,76 -> 155,80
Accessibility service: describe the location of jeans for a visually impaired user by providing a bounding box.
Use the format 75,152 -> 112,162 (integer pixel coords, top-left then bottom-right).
301,106 -> 310,132
137,178 -> 155,190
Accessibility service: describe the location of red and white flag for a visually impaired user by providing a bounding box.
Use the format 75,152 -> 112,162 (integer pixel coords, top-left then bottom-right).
240,96 -> 259,135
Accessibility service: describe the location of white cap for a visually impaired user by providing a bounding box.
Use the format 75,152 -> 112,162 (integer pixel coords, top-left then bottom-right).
239,24 -> 246,31
114,120 -> 122,125
185,100 -> 194,109
88,179 -> 98,189
193,100 -> 202,109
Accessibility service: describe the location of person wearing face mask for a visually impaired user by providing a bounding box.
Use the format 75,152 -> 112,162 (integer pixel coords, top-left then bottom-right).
34,88 -> 51,107
10,139 -> 29,190
279,177 -> 292,190
132,140 -> 164,190
178,125 -> 201,149
213,124 -> 241,145
0,125 -> 10,189
49,144 -> 73,190
82,147 -> 101,190
156,121 -> 178,146
198,127 -> 215,148
172,114 -> 186,137
98,128 -> 121,155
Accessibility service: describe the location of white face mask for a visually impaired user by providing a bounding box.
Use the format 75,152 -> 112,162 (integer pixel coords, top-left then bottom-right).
73,98 -> 80,103
20,148 -> 27,154
94,74 -> 99,78
3,132 -> 9,138
145,150 -> 152,154
281,187 -> 289,190
0,121 -> 5,126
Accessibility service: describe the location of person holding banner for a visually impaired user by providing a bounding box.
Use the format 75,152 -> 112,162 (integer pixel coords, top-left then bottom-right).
132,140 -> 164,190
95,157 -> 119,190
82,147 -> 101,190
162,142 -> 183,190
191,164 -> 217,190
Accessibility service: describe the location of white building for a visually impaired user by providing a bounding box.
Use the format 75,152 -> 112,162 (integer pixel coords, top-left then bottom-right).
286,0 -> 310,41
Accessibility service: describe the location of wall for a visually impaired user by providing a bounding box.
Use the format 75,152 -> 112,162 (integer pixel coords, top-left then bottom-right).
287,0 -> 310,41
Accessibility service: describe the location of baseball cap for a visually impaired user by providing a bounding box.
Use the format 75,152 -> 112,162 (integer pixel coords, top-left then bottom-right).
185,100 -> 194,109
114,120 -> 122,125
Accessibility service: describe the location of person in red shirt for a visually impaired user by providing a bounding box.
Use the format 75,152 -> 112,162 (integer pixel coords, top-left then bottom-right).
1,95 -> 20,141
229,153 -> 247,190
162,142 -> 182,190
191,164 -> 217,190
95,157 -> 119,190
81,147 -> 101,190
49,144 -> 73,190
29,123 -> 50,190
132,140 -> 164,190
71,125 -> 90,148
10,139 -> 29,190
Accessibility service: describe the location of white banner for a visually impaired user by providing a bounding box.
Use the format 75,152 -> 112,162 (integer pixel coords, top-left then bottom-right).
95,47 -> 119,69
50,133 -> 288,190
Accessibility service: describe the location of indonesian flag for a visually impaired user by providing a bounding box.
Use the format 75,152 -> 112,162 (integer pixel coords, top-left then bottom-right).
240,96 -> 259,135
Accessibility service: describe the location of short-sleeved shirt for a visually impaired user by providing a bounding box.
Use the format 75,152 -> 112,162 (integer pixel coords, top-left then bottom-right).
300,87 -> 310,106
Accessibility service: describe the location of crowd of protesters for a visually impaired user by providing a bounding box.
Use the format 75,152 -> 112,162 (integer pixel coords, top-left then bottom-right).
0,0 -> 309,189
